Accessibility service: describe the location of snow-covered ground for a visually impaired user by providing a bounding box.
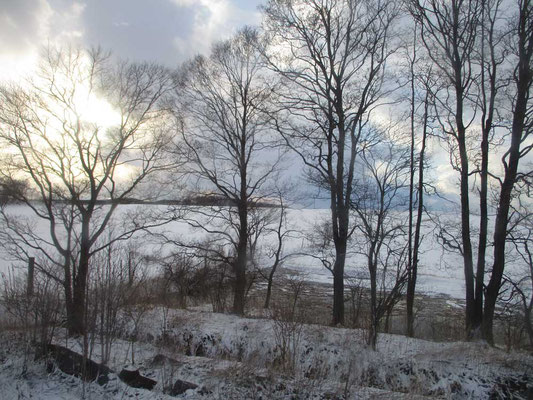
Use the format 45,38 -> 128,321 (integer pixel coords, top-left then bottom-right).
1,308 -> 531,399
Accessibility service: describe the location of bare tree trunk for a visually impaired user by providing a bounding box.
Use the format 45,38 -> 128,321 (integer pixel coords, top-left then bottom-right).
264,194 -> 290,310
264,235 -> 282,309
483,0 -> 532,344
369,253 -> 378,350
70,218 -> 91,335
407,94 -> 428,337
526,306 -> 533,347
71,248 -> 89,335
406,30 -> 419,337
264,275 -> 274,310
262,0 -> 398,328
409,0 -> 482,339
233,204 -> 248,315
483,183 -> 515,344
454,69 -> 478,337
332,239 -> 347,326
473,0 -> 500,336
332,200 -> 349,326
27,257 -> 35,298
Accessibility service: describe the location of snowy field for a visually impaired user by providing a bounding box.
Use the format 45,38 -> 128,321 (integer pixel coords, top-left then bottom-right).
1,307 -> 531,399
0,204 -> 503,301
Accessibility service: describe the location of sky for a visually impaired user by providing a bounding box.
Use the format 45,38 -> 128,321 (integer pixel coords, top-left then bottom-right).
0,0 -> 263,80
0,0 -> 462,208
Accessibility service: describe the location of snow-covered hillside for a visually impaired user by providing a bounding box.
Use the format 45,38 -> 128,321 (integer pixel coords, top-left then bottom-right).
1,308 -> 531,399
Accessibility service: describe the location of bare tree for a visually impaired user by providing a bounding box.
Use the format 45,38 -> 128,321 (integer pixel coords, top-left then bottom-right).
482,0 -> 533,344
0,46 -> 175,335
408,0 -> 509,338
350,132 -> 411,349
257,186 -> 299,309
262,0 -> 400,325
174,28 -> 282,315
404,27 -> 434,337
506,204 -> 533,346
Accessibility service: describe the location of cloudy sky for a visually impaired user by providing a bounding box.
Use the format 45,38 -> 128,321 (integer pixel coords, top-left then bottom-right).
0,0 -> 461,206
0,0 -> 263,81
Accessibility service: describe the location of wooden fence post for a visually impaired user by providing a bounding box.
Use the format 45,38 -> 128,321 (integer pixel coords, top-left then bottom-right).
27,257 -> 35,297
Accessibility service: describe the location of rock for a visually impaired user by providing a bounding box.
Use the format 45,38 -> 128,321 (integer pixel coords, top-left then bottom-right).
38,344 -> 111,385
118,369 -> 157,390
167,379 -> 198,396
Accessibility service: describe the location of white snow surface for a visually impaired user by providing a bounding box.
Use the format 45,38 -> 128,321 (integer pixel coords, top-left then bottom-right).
0,204 -> 495,299
2,307 -> 531,399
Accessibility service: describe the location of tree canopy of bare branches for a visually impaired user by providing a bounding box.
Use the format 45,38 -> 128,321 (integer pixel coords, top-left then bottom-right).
262,0 -> 400,325
174,28 -> 282,315
0,46 -> 175,335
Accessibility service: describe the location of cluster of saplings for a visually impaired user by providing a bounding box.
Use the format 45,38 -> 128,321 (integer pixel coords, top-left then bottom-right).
0,0 -> 532,361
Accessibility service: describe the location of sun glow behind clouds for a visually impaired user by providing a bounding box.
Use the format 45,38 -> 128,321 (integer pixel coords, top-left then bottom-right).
0,52 -> 39,83
74,88 -> 122,129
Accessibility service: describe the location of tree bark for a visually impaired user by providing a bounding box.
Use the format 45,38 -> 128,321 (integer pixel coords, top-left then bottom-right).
483,0 -> 532,344
407,96 -> 428,337
332,201 -> 349,326
233,203 -> 248,315
474,0 -> 499,335
332,239 -> 347,326
69,218 -> 91,335
368,247 -> 378,350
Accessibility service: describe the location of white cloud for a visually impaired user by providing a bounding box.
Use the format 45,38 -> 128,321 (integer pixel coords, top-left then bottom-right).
170,0 -> 260,59
0,0 -> 87,83
113,21 -> 130,27
0,0 -> 51,81
49,1 -> 86,44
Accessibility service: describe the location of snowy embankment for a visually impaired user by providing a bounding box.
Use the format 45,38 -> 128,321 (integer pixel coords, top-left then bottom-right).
2,308 -> 531,399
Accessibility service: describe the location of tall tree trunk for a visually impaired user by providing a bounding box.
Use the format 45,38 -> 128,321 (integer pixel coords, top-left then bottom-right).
526,305 -> 533,347
458,138 -> 476,337
264,203 -> 285,309
483,179 -> 515,344
332,205 -> 349,326
407,94 -> 428,337
406,33 -> 417,337
71,245 -> 89,336
69,218 -> 91,336
483,119 -> 526,344
474,0 -> 499,335
264,271 -> 274,310
332,240 -> 347,326
454,58 -> 475,336
63,257 -> 75,334
233,204 -> 248,315
368,250 -> 378,350
483,0 -> 532,344
473,105 -> 490,336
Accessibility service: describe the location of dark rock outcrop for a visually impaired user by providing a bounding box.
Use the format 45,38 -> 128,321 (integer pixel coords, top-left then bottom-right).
118,368 -> 157,390
166,379 -> 198,396
37,344 -> 111,385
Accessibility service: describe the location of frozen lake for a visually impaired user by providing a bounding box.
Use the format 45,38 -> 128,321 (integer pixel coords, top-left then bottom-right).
0,204 -> 511,301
